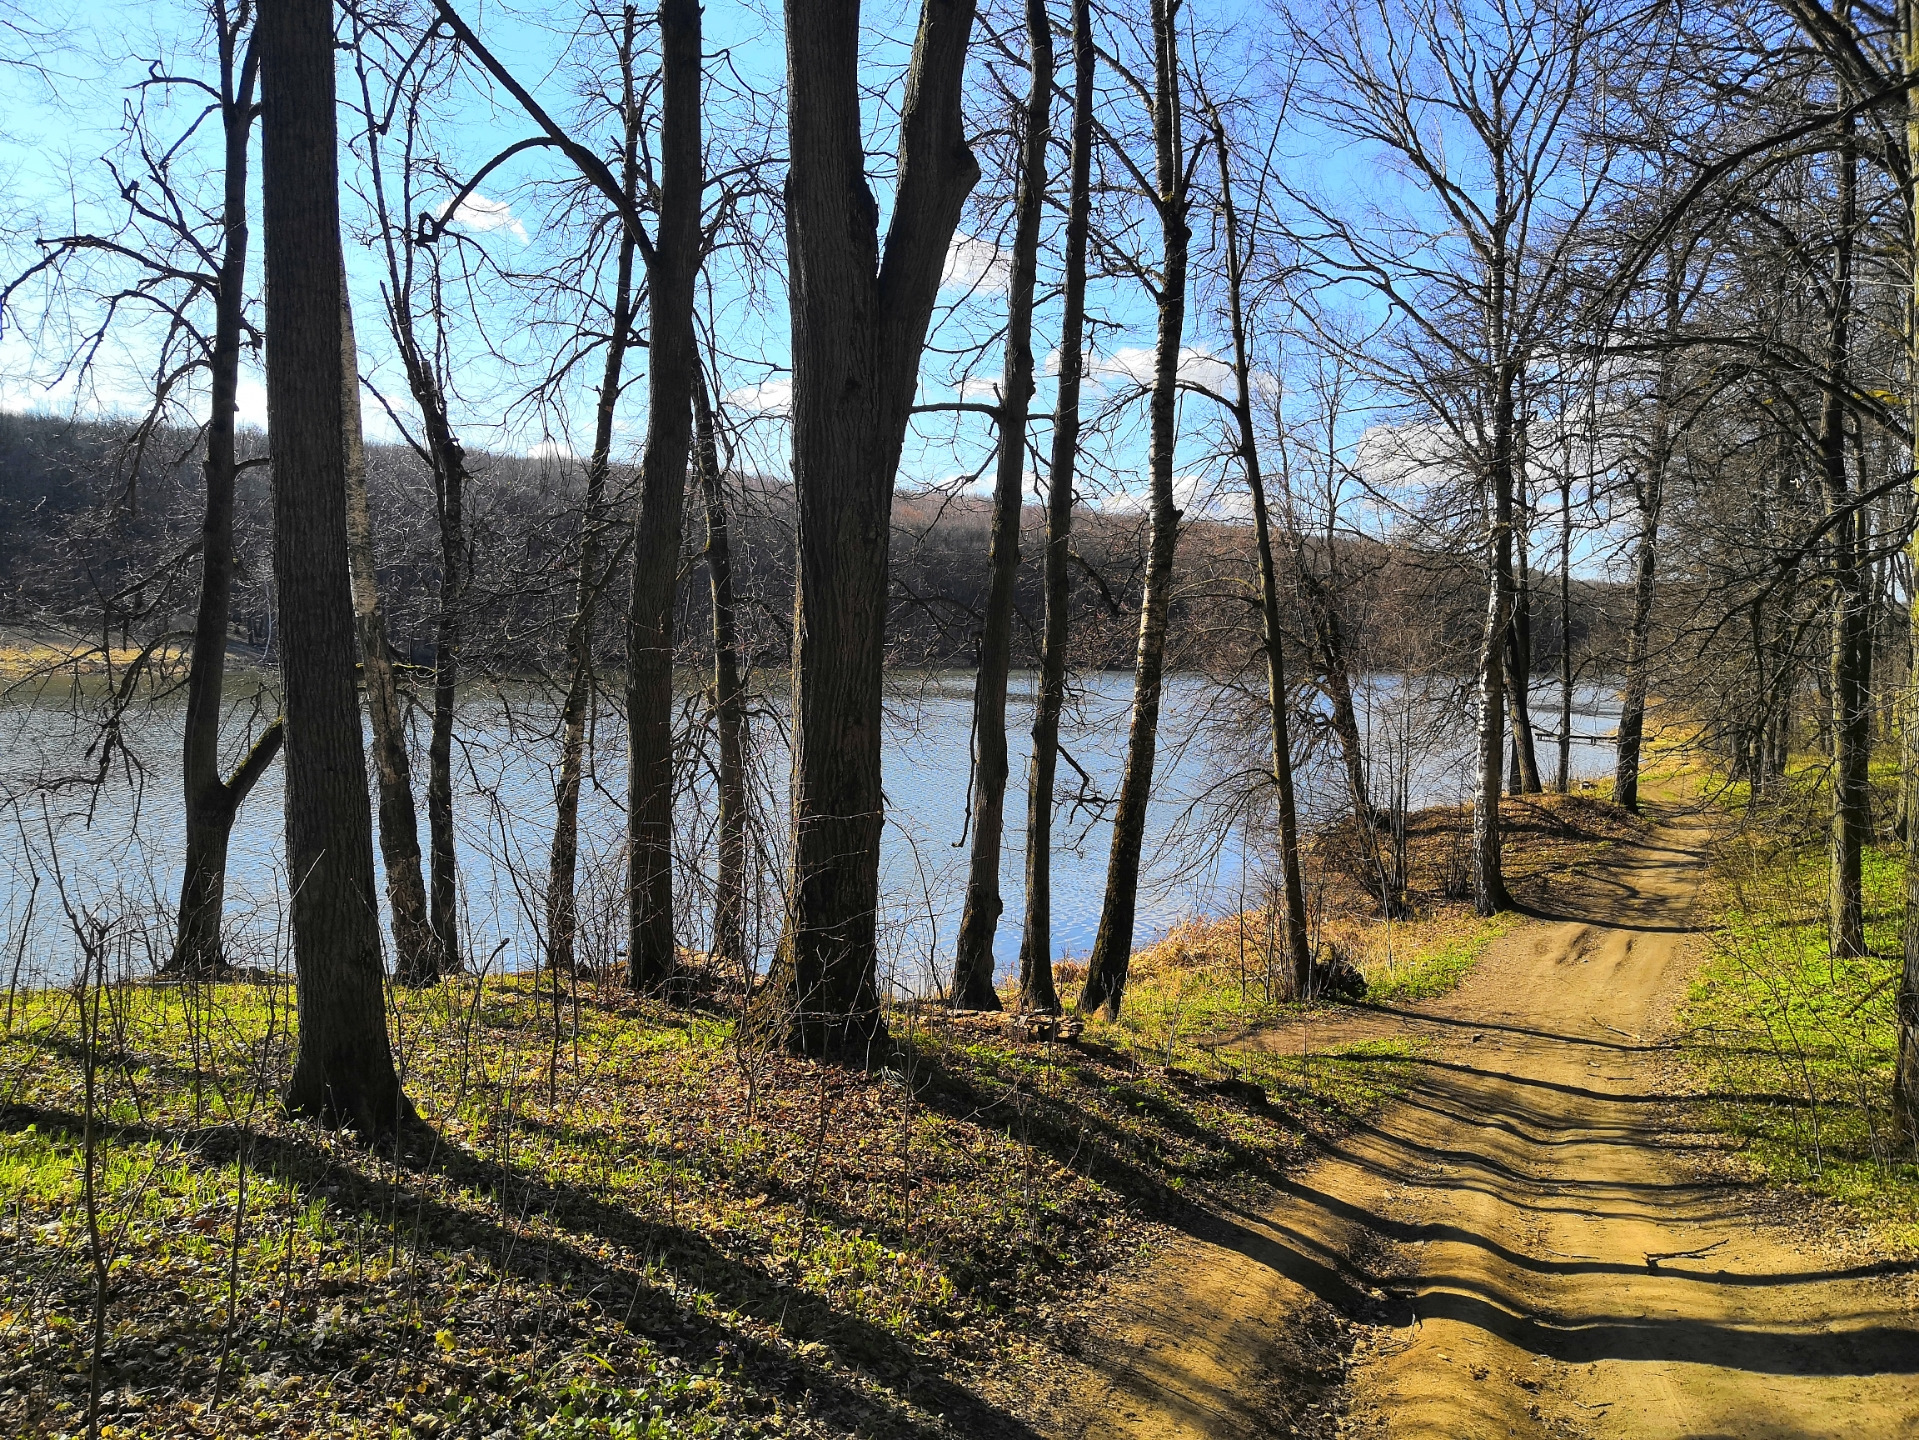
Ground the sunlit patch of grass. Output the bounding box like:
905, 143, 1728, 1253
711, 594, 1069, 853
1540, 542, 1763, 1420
1684, 816, 1919, 1248
0, 967, 1399, 1437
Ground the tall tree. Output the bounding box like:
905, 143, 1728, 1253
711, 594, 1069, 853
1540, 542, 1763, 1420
426, 0, 705, 992
1896, 0, 1919, 1143
339, 261, 440, 984
259, 0, 411, 1130
1208, 105, 1312, 997
1612, 255, 1684, 814
625, 0, 705, 992
950, 0, 1053, 1011
1015, 0, 1094, 1016
1820, 106, 1868, 958
170, 2, 285, 975
761, 0, 981, 1055
695, 365, 749, 971
544, 5, 643, 980
1078, 0, 1193, 1020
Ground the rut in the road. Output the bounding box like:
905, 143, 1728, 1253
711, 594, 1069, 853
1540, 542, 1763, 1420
1043, 810, 1919, 1440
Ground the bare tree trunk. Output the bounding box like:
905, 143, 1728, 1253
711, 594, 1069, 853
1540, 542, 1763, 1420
340, 269, 440, 985
763, 0, 980, 1057
1897, 0, 1919, 1142
1471, 360, 1518, 917
624, 0, 704, 994
1209, 108, 1310, 998
1016, 0, 1092, 1016
1506, 536, 1543, 794
1078, 0, 1190, 1020
260, 0, 411, 1131
1556, 460, 1572, 794
1292, 554, 1370, 818
423, 381, 467, 978
1611, 471, 1660, 814
545, 10, 643, 979
950, 0, 1053, 1011
695, 368, 748, 971
173, 19, 283, 975
1613, 261, 1683, 816
1822, 112, 1867, 960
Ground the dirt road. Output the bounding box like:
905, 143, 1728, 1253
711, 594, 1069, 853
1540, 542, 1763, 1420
1048, 810, 1919, 1438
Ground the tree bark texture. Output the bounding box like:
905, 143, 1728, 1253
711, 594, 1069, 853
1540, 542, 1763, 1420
260, 0, 410, 1131
949, 0, 1052, 1011
1016, 0, 1091, 1016
695, 369, 749, 972
545, 8, 643, 979
624, 0, 704, 993
1078, 0, 1189, 1020
764, 0, 980, 1056
173, 21, 283, 976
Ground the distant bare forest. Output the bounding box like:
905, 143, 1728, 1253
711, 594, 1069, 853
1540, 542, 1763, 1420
0, 410, 1621, 681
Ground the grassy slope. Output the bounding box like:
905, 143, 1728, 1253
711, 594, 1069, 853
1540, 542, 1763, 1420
1683, 777, 1919, 1246
0, 977, 1405, 1439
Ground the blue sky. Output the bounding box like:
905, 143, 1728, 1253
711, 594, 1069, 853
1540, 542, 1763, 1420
0, 0, 1628, 571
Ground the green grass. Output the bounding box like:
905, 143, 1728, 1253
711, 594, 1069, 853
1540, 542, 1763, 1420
1361, 913, 1521, 1004
0, 971, 1401, 1438
1684, 816, 1919, 1246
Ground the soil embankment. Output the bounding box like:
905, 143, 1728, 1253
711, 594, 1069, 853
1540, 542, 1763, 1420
1038, 806, 1919, 1438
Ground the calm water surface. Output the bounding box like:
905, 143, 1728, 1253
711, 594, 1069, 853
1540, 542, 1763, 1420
0, 671, 1621, 990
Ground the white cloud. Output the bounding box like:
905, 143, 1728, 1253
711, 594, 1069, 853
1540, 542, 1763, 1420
1079, 345, 1240, 397
956, 375, 999, 402
527, 439, 578, 461
941, 233, 1010, 294
435, 192, 530, 244
726, 377, 791, 415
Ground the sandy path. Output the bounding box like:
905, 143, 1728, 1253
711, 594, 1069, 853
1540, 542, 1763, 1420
1046, 811, 1919, 1439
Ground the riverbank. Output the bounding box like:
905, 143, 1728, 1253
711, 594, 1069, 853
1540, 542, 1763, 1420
1059, 791, 1650, 1060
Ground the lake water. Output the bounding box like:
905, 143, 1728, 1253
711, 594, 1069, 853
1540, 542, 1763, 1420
0, 670, 1622, 992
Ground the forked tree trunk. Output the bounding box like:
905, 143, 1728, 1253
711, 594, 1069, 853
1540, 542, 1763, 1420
1078, 0, 1190, 1021
1016, 0, 1092, 1016
259, 0, 410, 1131
695, 370, 749, 971
763, 0, 980, 1057
1822, 114, 1867, 961
950, 0, 1053, 1012
624, 0, 704, 994
172, 20, 284, 976
1210, 110, 1311, 998
340, 272, 440, 984
545, 9, 644, 979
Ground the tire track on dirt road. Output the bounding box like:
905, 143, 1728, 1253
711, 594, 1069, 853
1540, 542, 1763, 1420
1046, 807, 1919, 1439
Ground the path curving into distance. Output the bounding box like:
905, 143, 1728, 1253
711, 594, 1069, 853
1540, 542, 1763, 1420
1043, 807, 1919, 1439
